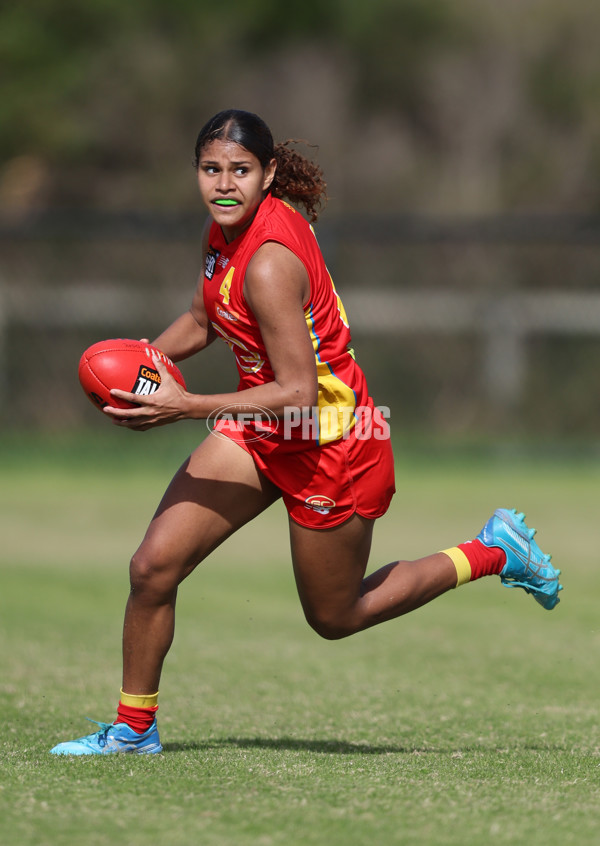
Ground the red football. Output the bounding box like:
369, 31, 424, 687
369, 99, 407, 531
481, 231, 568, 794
78, 338, 186, 411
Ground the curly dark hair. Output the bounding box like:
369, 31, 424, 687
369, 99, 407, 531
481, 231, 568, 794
194, 110, 328, 222
271, 140, 327, 222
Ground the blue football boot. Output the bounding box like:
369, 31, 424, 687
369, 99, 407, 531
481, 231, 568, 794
50, 718, 162, 755
477, 507, 563, 610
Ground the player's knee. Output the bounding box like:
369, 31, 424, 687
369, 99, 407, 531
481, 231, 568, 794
129, 548, 178, 598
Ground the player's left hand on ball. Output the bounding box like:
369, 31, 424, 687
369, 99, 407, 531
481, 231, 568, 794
104, 355, 189, 430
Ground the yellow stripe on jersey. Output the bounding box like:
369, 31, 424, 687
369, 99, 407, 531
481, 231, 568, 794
305, 305, 321, 358
315, 362, 357, 444
305, 304, 357, 444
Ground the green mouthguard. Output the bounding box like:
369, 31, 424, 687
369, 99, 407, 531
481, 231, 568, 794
214, 199, 239, 206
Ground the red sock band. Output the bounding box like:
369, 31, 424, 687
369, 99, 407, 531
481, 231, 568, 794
116, 702, 159, 734
457, 539, 506, 581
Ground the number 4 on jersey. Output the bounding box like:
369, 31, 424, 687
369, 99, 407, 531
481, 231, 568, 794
219, 266, 235, 305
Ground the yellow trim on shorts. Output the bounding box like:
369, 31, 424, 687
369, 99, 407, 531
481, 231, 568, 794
441, 547, 472, 587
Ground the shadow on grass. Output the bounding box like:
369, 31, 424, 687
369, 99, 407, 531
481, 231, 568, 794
163, 736, 564, 755
164, 737, 405, 755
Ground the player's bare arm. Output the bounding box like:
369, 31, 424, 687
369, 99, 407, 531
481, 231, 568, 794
243, 242, 318, 410
105, 243, 317, 428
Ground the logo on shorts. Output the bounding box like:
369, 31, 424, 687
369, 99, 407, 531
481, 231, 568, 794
304, 495, 336, 515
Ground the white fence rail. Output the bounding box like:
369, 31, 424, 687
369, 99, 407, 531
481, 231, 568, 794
345, 289, 600, 408
2, 283, 599, 411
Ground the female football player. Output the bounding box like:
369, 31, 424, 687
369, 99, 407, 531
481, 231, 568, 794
51, 109, 561, 755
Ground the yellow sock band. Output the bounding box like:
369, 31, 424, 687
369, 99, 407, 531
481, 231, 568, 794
441, 547, 472, 587
120, 689, 159, 709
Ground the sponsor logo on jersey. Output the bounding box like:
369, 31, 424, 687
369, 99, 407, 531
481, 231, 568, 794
216, 304, 239, 322
304, 495, 336, 515
205, 246, 220, 280
217, 254, 230, 269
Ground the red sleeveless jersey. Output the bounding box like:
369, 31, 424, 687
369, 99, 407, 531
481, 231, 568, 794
203, 194, 370, 450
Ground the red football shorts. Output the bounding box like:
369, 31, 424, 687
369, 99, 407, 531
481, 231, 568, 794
213, 404, 396, 529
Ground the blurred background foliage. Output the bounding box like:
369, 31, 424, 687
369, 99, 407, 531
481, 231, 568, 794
1, 0, 599, 440
2, 0, 600, 212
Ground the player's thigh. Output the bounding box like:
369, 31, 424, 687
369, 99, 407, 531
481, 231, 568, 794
133, 433, 281, 583
289, 513, 374, 624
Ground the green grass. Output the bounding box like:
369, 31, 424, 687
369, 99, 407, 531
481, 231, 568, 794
1, 429, 600, 846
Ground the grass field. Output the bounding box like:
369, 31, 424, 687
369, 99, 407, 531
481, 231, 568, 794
1, 428, 599, 846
